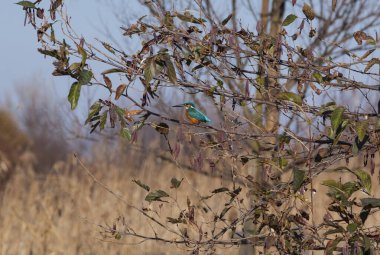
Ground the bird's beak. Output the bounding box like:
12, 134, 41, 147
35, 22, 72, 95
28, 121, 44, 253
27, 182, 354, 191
172, 104, 184, 108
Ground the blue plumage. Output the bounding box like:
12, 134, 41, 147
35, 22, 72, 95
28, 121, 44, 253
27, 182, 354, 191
172, 101, 211, 124
187, 107, 211, 122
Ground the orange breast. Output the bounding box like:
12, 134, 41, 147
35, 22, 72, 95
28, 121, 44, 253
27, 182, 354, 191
185, 111, 201, 124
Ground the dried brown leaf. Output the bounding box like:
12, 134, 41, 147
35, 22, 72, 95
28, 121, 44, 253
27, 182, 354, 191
115, 84, 127, 100
302, 4, 315, 20
103, 74, 112, 90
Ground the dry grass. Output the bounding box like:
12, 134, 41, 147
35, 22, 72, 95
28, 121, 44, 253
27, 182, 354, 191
0, 147, 244, 255
2, 148, 380, 255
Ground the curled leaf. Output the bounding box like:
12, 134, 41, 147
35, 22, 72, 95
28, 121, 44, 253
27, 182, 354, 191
302, 4, 315, 20
103, 75, 112, 90
170, 177, 183, 189
364, 58, 380, 73
353, 31, 368, 45
115, 84, 127, 100
132, 179, 150, 191
330, 107, 344, 132
124, 109, 143, 122
145, 190, 170, 202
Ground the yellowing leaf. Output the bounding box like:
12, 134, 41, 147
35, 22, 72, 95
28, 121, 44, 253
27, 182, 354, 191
85, 101, 102, 124
331, 107, 344, 132
356, 121, 367, 142
120, 127, 132, 140
354, 169, 371, 193
99, 111, 107, 130
313, 72, 323, 83
67, 82, 81, 110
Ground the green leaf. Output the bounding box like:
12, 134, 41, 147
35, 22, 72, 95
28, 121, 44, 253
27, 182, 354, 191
78, 69, 93, 85
170, 177, 183, 189
145, 190, 169, 202
85, 101, 102, 124
38, 48, 58, 58
114, 233, 122, 240
360, 205, 371, 224
282, 14, 297, 26
293, 168, 305, 192
67, 82, 81, 110
361, 198, 380, 208
132, 179, 150, 191
221, 14, 233, 26
356, 121, 368, 142
77, 45, 87, 66
277, 92, 302, 106
99, 111, 107, 130
313, 72, 323, 83
354, 169, 371, 193
15, 1, 36, 8
174, 11, 205, 24
212, 187, 229, 193
341, 181, 359, 197
331, 107, 344, 132
322, 179, 345, 197
120, 127, 131, 140
69, 62, 82, 72
101, 68, 126, 75
279, 157, 288, 169
256, 76, 265, 87
347, 223, 357, 233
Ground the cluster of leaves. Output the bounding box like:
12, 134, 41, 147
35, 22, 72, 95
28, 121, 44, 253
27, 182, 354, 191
321, 167, 380, 254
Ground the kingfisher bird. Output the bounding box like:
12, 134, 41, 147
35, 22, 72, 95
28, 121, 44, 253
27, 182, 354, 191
172, 102, 211, 124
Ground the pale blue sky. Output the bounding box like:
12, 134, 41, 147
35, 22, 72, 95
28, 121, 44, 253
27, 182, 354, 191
0, 0, 139, 109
